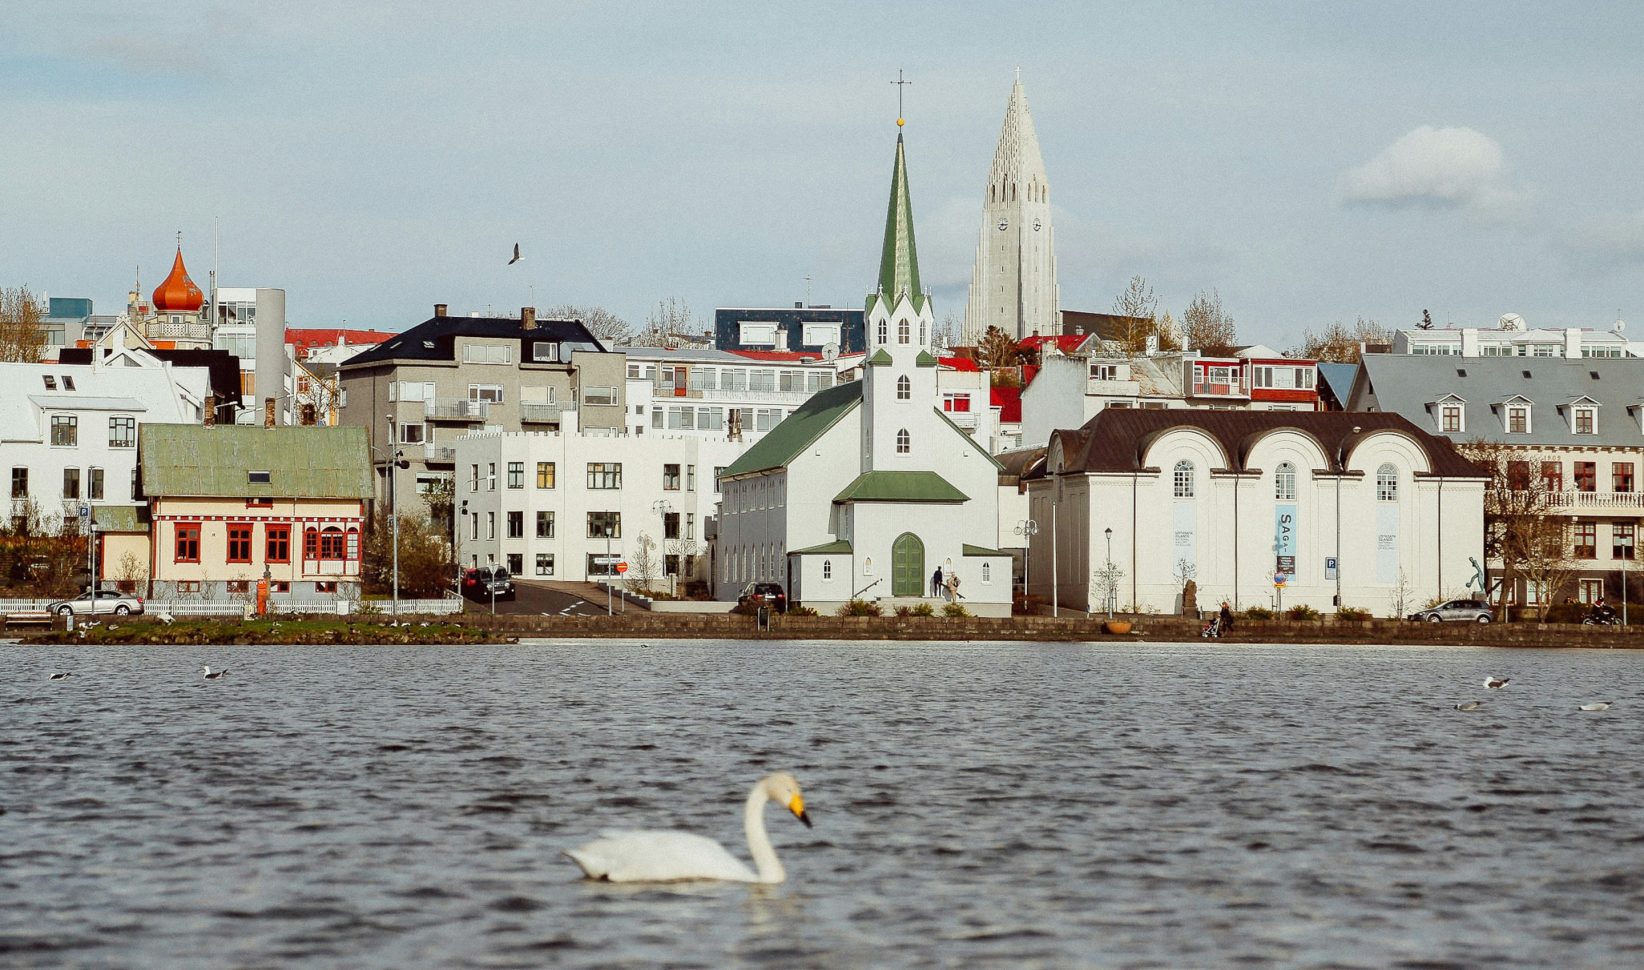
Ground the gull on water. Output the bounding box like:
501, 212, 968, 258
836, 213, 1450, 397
48, 672, 74, 681
1483, 677, 1510, 689
1578, 702, 1613, 712
201, 665, 228, 680
1454, 701, 1484, 712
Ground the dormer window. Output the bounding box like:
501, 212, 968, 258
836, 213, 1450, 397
1433, 394, 1466, 434
1499, 397, 1533, 434
1574, 406, 1597, 434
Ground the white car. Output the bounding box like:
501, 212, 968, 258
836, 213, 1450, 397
49, 589, 146, 617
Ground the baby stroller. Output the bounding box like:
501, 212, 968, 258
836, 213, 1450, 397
1201, 614, 1222, 638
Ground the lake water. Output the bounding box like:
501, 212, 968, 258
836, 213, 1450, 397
5, 640, 1644, 968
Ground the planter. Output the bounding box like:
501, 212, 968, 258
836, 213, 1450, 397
1103, 620, 1133, 635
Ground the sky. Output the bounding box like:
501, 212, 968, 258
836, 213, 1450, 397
4, 1, 1644, 350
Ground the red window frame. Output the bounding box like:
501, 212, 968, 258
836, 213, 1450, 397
226, 523, 253, 563
174, 522, 201, 563
319, 526, 345, 560
303, 526, 319, 560
266, 524, 291, 564
1575, 462, 1597, 493
1614, 462, 1634, 494
346, 527, 360, 561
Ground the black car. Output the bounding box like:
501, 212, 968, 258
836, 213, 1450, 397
459, 566, 516, 602
738, 582, 787, 613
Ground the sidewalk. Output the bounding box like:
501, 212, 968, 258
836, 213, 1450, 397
524, 579, 648, 612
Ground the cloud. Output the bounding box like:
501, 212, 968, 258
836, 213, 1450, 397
1339, 126, 1521, 214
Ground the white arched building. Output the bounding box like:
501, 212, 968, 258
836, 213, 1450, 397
1024, 410, 1486, 616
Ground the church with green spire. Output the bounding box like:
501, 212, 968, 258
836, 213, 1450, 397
715, 128, 1011, 615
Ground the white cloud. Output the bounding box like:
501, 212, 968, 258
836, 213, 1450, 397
1339, 126, 1519, 213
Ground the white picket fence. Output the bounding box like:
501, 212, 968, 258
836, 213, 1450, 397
0, 598, 52, 612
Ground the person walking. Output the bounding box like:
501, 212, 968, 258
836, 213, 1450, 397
1219, 600, 1234, 635
947, 571, 961, 603
931, 566, 944, 599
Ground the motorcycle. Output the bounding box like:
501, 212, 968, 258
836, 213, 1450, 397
1582, 605, 1622, 626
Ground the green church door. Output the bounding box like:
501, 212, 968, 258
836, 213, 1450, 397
891, 532, 924, 597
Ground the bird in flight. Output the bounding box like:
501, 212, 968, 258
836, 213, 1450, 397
508, 243, 522, 266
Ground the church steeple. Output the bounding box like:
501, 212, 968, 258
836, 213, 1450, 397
870, 133, 925, 316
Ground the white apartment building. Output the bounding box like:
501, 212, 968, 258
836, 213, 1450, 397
621, 347, 842, 440
1393, 318, 1635, 359
453, 430, 753, 586
1, 353, 208, 530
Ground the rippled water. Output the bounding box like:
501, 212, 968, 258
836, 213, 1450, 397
5, 640, 1644, 968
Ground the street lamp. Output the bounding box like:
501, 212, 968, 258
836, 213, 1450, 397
1104, 527, 1114, 618
653, 499, 673, 595
1014, 518, 1039, 603
382, 415, 409, 618
1335, 425, 1360, 613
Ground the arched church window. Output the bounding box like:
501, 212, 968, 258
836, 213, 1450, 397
822, 559, 832, 581
981, 562, 992, 582
1173, 460, 1195, 498
877, 320, 888, 344
896, 376, 910, 400
1275, 461, 1296, 501
896, 429, 910, 454
1377, 463, 1399, 502
920, 321, 927, 345
899, 318, 910, 344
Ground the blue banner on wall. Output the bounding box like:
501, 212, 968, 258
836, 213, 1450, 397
1274, 503, 1298, 581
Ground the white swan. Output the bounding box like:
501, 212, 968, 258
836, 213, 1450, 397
1579, 701, 1613, 712
565, 772, 811, 883
201, 665, 228, 680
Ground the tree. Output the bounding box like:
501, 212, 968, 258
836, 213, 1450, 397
976, 324, 1020, 372
1110, 275, 1159, 353
936, 312, 958, 351
542, 304, 630, 342
1456, 440, 1560, 621
1181, 289, 1237, 356
1154, 310, 1182, 352
1293, 317, 1392, 363
0, 286, 45, 363
364, 509, 453, 598
1519, 518, 1579, 621
636, 297, 696, 347
625, 533, 661, 594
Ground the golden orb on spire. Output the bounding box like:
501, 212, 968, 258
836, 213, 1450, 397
897, 117, 905, 127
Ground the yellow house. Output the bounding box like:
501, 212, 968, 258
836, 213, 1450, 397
138, 425, 373, 602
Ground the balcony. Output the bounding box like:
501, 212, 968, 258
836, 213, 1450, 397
1087, 378, 1142, 397
423, 445, 456, 463
426, 399, 489, 420
1502, 490, 1644, 511
943, 410, 979, 430
1190, 380, 1250, 399
520, 403, 563, 423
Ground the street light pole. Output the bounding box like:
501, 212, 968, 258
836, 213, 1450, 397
386, 415, 400, 619
1104, 526, 1114, 618
1014, 518, 1038, 604
653, 499, 673, 595
605, 526, 613, 616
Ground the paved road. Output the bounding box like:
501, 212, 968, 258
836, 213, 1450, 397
460, 580, 624, 617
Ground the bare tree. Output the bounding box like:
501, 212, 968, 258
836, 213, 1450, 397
0, 286, 46, 363
542, 304, 630, 342
667, 536, 702, 584
1293, 317, 1392, 362
1155, 310, 1182, 352
1110, 275, 1159, 353
636, 298, 695, 348
1456, 440, 1558, 621
1181, 289, 1237, 356
625, 533, 661, 594
1519, 518, 1580, 621
1388, 567, 1416, 618
936, 312, 958, 351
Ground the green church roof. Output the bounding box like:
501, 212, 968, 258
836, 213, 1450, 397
791, 539, 853, 555
867, 133, 925, 316
140, 425, 374, 499
915, 350, 938, 367
720, 381, 863, 478
833, 470, 968, 504
866, 348, 894, 366
962, 543, 1007, 557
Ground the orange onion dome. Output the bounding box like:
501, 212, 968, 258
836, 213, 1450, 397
152, 246, 205, 312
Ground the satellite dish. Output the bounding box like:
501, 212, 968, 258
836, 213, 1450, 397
822, 342, 839, 361
1614, 316, 1626, 334
1498, 313, 1526, 332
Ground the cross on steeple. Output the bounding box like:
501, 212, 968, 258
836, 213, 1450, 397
891, 68, 912, 123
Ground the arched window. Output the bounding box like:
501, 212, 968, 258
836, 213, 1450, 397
1377, 463, 1399, 502
896, 375, 911, 400
981, 562, 991, 582
1275, 461, 1296, 501
877, 320, 888, 344
920, 321, 927, 345
1173, 460, 1195, 498
896, 429, 910, 454
898, 318, 910, 344
822, 559, 832, 581
863, 557, 873, 575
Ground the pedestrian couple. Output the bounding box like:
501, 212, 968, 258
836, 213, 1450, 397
930, 566, 960, 601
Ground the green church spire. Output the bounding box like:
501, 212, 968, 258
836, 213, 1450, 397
872, 132, 925, 315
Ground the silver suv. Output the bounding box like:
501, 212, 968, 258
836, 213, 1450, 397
1407, 598, 1493, 623
50, 589, 146, 617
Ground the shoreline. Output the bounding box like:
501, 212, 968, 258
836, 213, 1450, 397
7, 613, 1637, 649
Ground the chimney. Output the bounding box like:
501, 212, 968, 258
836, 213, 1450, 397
434, 303, 448, 318
522, 306, 537, 331
264, 398, 276, 429
300, 403, 317, 426
203, 394, 215, 427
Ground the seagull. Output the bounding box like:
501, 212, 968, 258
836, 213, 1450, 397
507, 242, 521, 266
201, 665, 228, 681
1484, 677, 1510, 689
48, 672, 73, 681
156, 611, 175, 625
1578, 702, 1613, 712
1455, 701, 1484, 711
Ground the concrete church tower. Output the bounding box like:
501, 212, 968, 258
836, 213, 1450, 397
961, 76, 1060, 344
863, 128, 940, 472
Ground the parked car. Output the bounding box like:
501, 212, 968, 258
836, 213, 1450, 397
738, 582, 787, 613
49, 589, 145, 617
1407, 598, 1493, 623
459, 566, 515, 602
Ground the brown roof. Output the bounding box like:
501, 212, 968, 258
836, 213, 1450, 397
1040, 409, 1485, 479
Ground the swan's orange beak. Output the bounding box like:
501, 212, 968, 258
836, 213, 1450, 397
788, 793, 811, 828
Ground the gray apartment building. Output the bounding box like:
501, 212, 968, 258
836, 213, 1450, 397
338, 305, 626, 507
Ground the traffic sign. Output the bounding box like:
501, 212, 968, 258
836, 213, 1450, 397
1273, 573, 1287, 587
615, 562, 629, 574
593, 555, 621, 565
78, 505, 90, 519
1325, 557, 1338, 580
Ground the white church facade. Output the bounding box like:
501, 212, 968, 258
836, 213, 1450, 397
962, 77, 1061, 344
716, 128, 1012, 616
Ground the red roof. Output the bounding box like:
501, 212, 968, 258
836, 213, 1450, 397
939, 355, 979, 372
1018, 334, 1090, 355
286, 328, 396, 357
991, 385, 1023, 423
726, 349, 855, 363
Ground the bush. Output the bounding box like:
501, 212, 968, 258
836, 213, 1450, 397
1336, 606, 1372, 621
787, 605, 819, 617
837, 599, 883, 617
942, 602, 969, 618
1285, 604, 1321, 621
1242, 606, 1274, 620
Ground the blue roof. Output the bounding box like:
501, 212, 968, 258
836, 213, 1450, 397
1317, 362, 1358, 403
